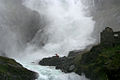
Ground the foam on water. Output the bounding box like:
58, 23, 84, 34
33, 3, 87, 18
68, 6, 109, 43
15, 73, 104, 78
17, 60, 89, 80
17, 0, 95, 80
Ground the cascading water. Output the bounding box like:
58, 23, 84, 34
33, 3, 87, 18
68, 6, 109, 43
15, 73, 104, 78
0, 0, 96, 80
18, 0, 95, 80
22, 0, 95, 59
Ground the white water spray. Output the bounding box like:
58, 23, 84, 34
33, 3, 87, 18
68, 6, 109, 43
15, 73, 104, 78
22, 0, 95, 59
19, 0, 95, 80
0, 0, 95, 80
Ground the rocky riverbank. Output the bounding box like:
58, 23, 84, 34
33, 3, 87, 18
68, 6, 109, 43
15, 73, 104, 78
39, 27, 120, 80
39, 44, 120, 80
0, 56, 38, 80
39, 54, 76, 73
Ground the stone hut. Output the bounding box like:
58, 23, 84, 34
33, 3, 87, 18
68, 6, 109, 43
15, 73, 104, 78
100, 27, 120, 47
114, 31, 120, 45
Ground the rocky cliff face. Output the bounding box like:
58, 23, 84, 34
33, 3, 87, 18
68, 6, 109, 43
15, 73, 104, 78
0, 56, 38, 80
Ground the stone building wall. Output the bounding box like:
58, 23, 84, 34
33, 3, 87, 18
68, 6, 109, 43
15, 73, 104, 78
114, 31, 120, 45
100, 27, 120, 47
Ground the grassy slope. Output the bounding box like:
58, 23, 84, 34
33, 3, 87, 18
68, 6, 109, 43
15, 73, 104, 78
74, 45, 120, 80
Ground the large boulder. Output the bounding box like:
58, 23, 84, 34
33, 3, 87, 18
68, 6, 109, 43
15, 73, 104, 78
39, 56, 62, 66
39, 56, 75, 73
0, 56, 38, 80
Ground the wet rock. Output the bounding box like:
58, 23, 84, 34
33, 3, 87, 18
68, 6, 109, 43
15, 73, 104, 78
68, 50, 81, 58
0, 56, 38, 80
69, 65, 75, 72
39, 56, 62, 66
39, 56, 75, 73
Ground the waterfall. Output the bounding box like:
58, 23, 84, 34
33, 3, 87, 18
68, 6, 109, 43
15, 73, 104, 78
0, 0, 96, 80
19, 0, 94, 80
22, 0, 95, 59
0, 0, 41, 57
0, 0, 120, 80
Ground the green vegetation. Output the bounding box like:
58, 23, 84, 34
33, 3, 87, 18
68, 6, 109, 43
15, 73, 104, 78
74, 45, 120, 80
0, 56, 37, 80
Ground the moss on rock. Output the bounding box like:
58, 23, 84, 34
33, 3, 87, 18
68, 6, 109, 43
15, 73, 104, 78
0, 56, 38, 80
74, 45, 120, 80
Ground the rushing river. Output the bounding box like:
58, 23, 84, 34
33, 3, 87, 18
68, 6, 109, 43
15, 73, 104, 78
0, 0, 95, 80
18, 60, 89, 80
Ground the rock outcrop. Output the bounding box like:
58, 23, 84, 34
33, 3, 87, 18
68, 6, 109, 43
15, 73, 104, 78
39, 27, 120, 80
39, 43, 120, 80
0, 56, 38, 80
39, 49, 88, 73
74, 44, 120, 80
39, 56, 75, 73
74, 27, 120, 80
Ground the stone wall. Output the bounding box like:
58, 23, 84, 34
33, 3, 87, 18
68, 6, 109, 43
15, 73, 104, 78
100, 27, 120, 47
